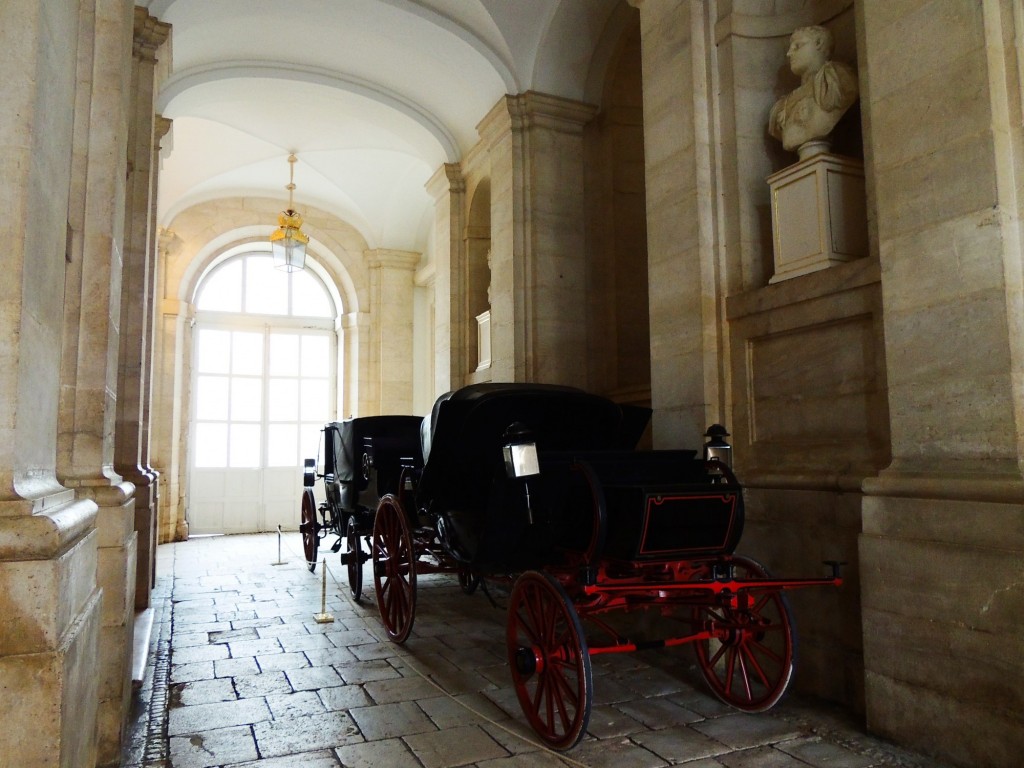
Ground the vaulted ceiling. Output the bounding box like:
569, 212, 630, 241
142, 0, 628, 253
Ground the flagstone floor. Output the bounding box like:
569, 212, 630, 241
122, 532, 951, 768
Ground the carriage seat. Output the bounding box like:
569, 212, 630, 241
420, 390, 454, 464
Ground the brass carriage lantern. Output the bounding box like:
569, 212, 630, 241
269, 153, 309, 272
703, 424, 732, 468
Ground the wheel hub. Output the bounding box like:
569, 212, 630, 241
515, 646, 540, 676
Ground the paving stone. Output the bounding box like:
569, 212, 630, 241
348, 700, 437, 740
776, 737, 875, 768
253, 711, 363, 757
225, 750, 342, 767
285, 664, 344, 691
256, 652, 311, 672
232, 617, 286, 630
567, 736, 670, 768
265, 690, 327, 719
586, 704, 647, 739
171, 677, 237, 707
404, 723, 508, 768
168, 697, 272, 736
325, 628, 378, 648
215, 657, 261, 678
717, 745, 811, 768
304, 646, 356, 667
692, 714, 805, 751
317, 684, 374, 711
363, 673, 442, 705
333, 737, 419, 768
171, 661, 216, 684
229, 637, 286, 657
337, 658, 402, 684
476, 753, 576, 767
169, 725, 259, 768
632, 726, 732, 764
613, 696, 705, 729
417, 692, 508, 729
209, 627, 260, 644
172, 630, 213, 649
280, 633, 336, 652
173, 643, 231, 664
233, 670, 294, 699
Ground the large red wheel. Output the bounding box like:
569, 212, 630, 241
346, 515, 363, 602
693, 555, 796, 711
506, 571, 592, 751
299, 489, 319, 573
372, 495, 416, 643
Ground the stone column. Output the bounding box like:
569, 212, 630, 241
858, 2, 1024, 766
629, 0, 723, 448
477, 92, 597, 386
115, 8, 169, 613
366, 250, 420, 413
57, 0, 138, 762
425, 164, 466, 395
0, 1, 102, 766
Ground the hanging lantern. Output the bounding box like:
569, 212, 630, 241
270, 154, 309, 271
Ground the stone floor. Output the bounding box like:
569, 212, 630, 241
122, 532, 952, 768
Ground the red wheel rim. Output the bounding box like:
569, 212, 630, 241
506, 571, 592, 750
693, 556, 795, 711
372, 495, 416, 643
300, 489, 318, 572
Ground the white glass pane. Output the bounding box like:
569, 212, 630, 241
245, 256, 288, 315
196, 260, 242, 312
292, 271, 333, 317
301, 423, 324, 464
231, 377, 262, 421
196, 330, 230, 374
267, 378, 299, 421
196, 375, 229, 420
267, 423, 298, 467
300, 335, 330, 377
269, 334, 299, 377
229, 424, 261, 467
194, 423, 228, 467
300, 379, 329, 422
232, 331, 263, 376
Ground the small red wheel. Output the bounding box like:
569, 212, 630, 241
346, 515, 363, 602
693, 555, 796, 711
299, 489, 319, 573
372, 495, 416, 643
506, 571, 592, 750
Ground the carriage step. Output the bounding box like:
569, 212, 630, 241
330, 539, 343, 553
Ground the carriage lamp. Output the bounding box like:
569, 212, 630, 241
503, 422, 539, 524
703, 424, 732, 468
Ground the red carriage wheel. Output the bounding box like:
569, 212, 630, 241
345, 515, 363, 602
299, 489, 319, 573
693, 555, 795, 712
372, 495, 417, 643
506, 571, 593, 751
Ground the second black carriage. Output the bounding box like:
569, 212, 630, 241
299, 414, 422, 600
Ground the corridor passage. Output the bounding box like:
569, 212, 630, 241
124, 534, 949, 768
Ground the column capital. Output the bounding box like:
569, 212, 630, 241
133, 8, 171, 62
365, 249, 421, 271
425, 163, 465, 201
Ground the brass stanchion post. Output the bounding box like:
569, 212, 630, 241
314, 558, 335, 623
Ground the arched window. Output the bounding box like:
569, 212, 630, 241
189, 253, 339, 534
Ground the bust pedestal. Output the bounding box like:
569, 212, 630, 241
767, 153, 867, 283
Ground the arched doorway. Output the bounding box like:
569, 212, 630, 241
188, 253, 338, 534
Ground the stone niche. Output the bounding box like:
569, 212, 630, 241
768, 153, 867, 283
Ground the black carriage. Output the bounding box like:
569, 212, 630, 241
299, 415, 423, 600
345, 384, 842, 750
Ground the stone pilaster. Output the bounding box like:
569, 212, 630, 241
631, 0, 722, 448
0, 0, 103, 765
477, 92, 598, 387
366, 250, 420, 413
58, 0, 138, 763
116, 8, 170, 613
858, 2, 1024, 766
425, 164, 466, 395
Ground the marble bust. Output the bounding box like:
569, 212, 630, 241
768, 26, 858, 160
